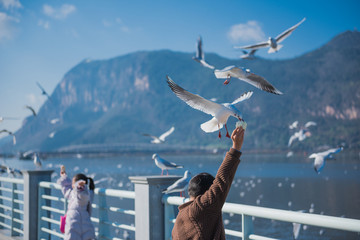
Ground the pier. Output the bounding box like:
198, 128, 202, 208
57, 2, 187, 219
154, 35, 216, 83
0, 170, 359, 240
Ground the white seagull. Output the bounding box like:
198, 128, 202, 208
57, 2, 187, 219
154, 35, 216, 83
304, 121, 317, 128
288, 129, 310, 147
33, 153, 42, 168
167, 76, 252, 138
214, 65, 282, 95
192, 36, 215, 69
235, 18, 306, 53
152, 153, 183, 176
0, 129, 16, 145
163, 170, 192, 197
142, 126, 175, 144
309, 147, 343, 174
289, 121, 299, 129
240, 49, 257, 60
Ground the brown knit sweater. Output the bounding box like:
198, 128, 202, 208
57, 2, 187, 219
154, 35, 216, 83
172, 148, 241, 240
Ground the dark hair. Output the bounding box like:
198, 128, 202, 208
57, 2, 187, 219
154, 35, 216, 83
188, 172, 215, 198
73, 173, 95, 191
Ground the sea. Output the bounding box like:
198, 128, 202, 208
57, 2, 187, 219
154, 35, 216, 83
2, 150, 360, 240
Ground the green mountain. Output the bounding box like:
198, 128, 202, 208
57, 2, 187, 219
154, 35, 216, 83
2, 30, 360, 153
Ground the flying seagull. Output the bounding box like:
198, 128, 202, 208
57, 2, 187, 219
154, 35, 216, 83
142, 126, 175, 144
309, 147, 343, 174
25, 105, 37, 116
235, 18, 306, 53
214, 65, 282, 95
240, 49, 257, 60
289, 121, 299, 129
167, 76, 252, 138
36, 82, 52, 102
192, 36, 215, 69
304, 121, 317, 128
152, 153, 183, 176
288, 129, 310, 147
163, 170, 192, 197
0, 129, 16, 145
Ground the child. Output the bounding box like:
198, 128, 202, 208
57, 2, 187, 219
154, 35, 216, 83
57, 165, 96, 240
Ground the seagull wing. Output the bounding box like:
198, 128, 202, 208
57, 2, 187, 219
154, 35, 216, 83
234, 41, 269, 50
159, 126, 175, 141
230, 91, 253, 105
36, 82, 52, 101
276, 18, 306, 43
25, 105, 37, 116
288, 134, 298, 147
313, 155, 325, 173
323, 147, 343, 158
167, 76, 223, 116
196, 36, 203, 60
243, 73, 283, 95
200, 60, 215, 69
304, 121, 317, 128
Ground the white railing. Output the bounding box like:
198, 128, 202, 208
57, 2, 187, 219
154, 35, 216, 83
163, 195, 360, 240
38, 181, 135, 240
0, 176, 25, 237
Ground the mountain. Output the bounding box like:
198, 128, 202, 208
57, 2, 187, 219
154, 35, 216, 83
1, 31, 360, 153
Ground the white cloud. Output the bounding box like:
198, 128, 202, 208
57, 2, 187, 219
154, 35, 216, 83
0, 11, 19, 41
102, 17, 129, 32
38, 19, 50, 29
227, 21, 265, 43
0, 0, 22, 10
43, 4, 76, 20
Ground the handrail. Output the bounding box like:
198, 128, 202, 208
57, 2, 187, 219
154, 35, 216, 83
0, 177, 24, 184
163, 195, 360, 239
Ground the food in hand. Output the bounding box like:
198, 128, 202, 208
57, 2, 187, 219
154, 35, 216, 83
236, 120, 247, 130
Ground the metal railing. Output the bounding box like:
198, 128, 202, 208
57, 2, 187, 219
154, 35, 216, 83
0, 176, 25, 237
163, 195, 360, 240
38, 181, 135, 240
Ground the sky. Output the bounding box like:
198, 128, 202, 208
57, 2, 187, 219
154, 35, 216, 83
0, 0, 359, 135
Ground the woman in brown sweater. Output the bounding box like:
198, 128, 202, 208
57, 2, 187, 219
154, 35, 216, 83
172, 127, 245, 240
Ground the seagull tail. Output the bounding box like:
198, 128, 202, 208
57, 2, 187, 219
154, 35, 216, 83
201, 118, 222, 133
268, 44, 283, 53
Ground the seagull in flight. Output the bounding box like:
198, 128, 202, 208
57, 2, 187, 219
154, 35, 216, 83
142, 126, 175, 144
235, 18, 306, 53
239, 49, 257, 60
309, 147, 343, 173
36, 82, 52, 102
288, 129, 310, 147
214, 65, 282, 95
192, 36, 215, 69
289, 121, 299, 129
163, 170, 191, 197
33, 153, 42, 168
304, 121, 317, 128
0, 129, 16, 145
25, 105, 37, 116
152, 153, 183, 175
167, 76, 252, 138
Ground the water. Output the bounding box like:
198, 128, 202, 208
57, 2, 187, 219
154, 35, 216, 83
2, 150, 360, 240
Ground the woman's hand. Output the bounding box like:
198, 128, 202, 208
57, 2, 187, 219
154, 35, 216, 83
231, 127, 245, 151
60, 165, 66, 177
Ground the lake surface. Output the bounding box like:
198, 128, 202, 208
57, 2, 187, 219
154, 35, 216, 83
3, 150, 360, 240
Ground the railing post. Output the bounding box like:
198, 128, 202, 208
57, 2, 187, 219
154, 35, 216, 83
163, 197, 177, 240
98, 189, 110, 240
22, 170, 53, 240
242, 214, 254, 240
0, 181, 4, 229
129, 175, 181, 240
10, 183, 20, 236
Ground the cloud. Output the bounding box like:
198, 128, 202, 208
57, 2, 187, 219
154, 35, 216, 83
38, 19, 50, 29
0, 11, 19, 41
43, 4, 76, 20
227, 21, 265, 43
102, 17, 129, 32
0, 0, 22, 10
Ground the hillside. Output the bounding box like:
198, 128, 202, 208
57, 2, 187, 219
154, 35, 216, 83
1, 31, 359, 153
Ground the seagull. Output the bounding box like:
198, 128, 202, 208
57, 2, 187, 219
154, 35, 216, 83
6, 166, 22, 176
289, 121, 299, 129
240, 49, 257, 60
163, 170, 191, 197
49, 131, 56, 138
214, 65, 282, 95
50, 118, 60, 124
192, 36, 215, 69
0, 165, 7, 174
33, 153, 42, 168
235, 18, 306, 54
152, 153, 183, 176
309, 147, 343, 173
167, 76, 253, 138
25, 105, 37, 116
288, 129, 310, 147
142, 126, 175, 144
0, 117, 19, 123
36, 82, 52, 102
304, 121, 317, 128
293, 210, 306, 239
0, 129, 16, 145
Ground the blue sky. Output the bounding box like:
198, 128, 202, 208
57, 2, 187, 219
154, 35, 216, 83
0, 0, 359, 134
